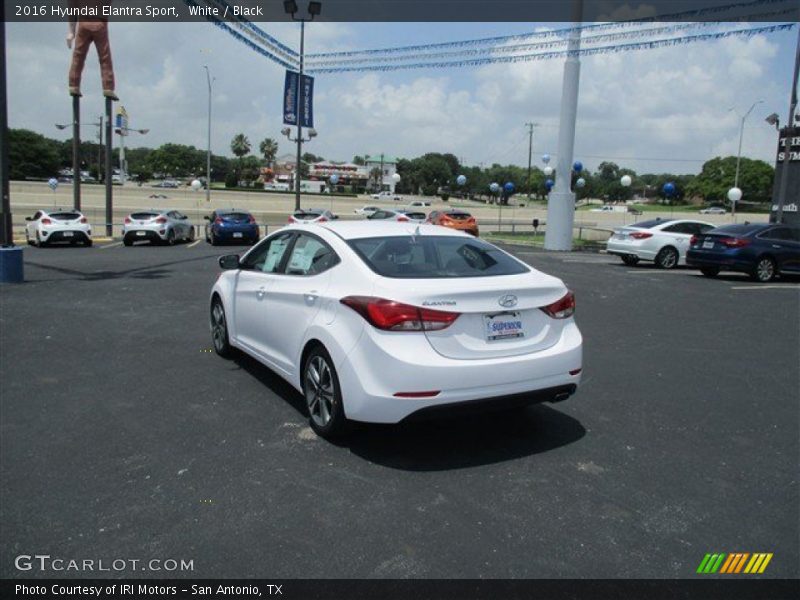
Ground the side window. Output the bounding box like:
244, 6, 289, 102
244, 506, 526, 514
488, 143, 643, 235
761, 227, 790, 241
663, 223, 687, 234
699, 224, 715, 233
242, 232, 294, 273
33, 211, 42, 220
284, 234, 339, 276
166, 211, 177, 220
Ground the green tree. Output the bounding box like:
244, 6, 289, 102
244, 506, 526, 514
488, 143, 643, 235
352, 155, 366, 166
8, 129, 61, 180
258, 138, 278, 167
230, 133, 251, 176
685, 156, 773, 204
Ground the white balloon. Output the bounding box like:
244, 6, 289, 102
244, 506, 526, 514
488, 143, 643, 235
576, 178, 586, 188
191, 179, 203, 191
391, 173, 401, 183
620, 175, 632, 187
727, 187, 743, 202
543, 166, 554, 177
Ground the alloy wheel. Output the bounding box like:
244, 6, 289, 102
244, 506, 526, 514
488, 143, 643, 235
305, 355, 335, 428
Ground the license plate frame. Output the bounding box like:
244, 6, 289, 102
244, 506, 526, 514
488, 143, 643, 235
62, 231, 74, 237
484, 311, 525, 342
136, 231, 146, 237
702, 240, 714, 249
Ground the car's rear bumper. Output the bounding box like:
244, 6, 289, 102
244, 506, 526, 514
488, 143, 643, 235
606, 239, 655, 260
336, 321, 582, 424
40, 229, 91, 243
123, 228, 166, 242
686, 249, 751, 272
211, 227, 259, 242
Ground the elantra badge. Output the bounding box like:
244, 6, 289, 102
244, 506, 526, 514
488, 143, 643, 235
498, 294, 518, 308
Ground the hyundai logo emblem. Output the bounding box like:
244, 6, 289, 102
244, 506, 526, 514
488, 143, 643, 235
498, 294, 518, 308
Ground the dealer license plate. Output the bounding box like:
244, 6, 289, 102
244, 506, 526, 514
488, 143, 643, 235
62, 232, 73, 237
703, 241, 714, 249
136, 231, 146, 236
233, 232, 243, 238
484, 312, 524, 342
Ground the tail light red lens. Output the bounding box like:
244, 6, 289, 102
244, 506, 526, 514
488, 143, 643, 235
397, 216, 409, 222
41, 218, 52, 225
690, 235, 698, 245
721, 237, 750, 248
541, 291, 576, 319
287, 216, 294, 223
340, 296, 460, 332
80, 217, 88, 224
629, 232, 653, 240
124, 217, 131, 224
248, 215, 256, 224
318, 217, 328, 223
155, 217, 167, 224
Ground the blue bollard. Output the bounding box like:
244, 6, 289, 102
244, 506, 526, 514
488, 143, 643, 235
0, 245, 24, 283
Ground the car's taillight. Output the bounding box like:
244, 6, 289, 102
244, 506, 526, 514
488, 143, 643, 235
249, 215, 256, 224
397, 216, 409, 222
124, 217, 131, 224
318, 217, 328, 223
41, 218, 52, 225
155, 217, 167, 224
540, 291, 576, 319
288, 216, 294, 223
80, 217, 88, 224
629, 232, 653, 239
690, 235, 698, 245
721, 237, 750, 248
340, 296, 460, 332
214, 217, 223, 224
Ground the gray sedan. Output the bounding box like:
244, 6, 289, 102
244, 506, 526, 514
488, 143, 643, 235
122, 209, 196, 246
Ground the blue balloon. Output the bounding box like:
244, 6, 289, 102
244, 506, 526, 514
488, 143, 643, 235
456, 174, 467, 186
663, 182, 676, 196
489, 182, 500, 193
573, 161, 583, 173
545, 179, 554, 190
329, 174, 339, 185
542, 154, 551, 164
504, 182, 515, 193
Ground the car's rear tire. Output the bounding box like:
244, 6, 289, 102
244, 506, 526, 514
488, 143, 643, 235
655, 246, 679, 269
751, 256, 776, 282
210, 297, 234, 358
302, 346, 349, 438
165, 229, 176, 246
210, 234, 218, 246
187, 227, 195, 242
700, 267, 719, 278
123, 237, 133, 247
621, 255, 639, 266
36, 232, 46, 247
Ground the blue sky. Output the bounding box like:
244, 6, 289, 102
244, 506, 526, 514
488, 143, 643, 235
6, 20, 797, 175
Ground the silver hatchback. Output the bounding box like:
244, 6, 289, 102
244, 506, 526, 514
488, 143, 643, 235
122, 209, 195, 246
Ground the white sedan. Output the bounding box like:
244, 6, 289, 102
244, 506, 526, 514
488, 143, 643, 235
209, 222, 583, 437
606, 218, 715, 268
354, 205, 380, 217
25, 209, 92, 247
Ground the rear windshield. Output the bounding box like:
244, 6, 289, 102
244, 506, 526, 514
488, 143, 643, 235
446, 211, 471, 220
348, 236, 529, 279
131, 212, 160, 220
293, 212, 320, 219
403, 212, 427, 220
632, 218, 671, 229
221, 212, 251, 221
50, 212, 81, 221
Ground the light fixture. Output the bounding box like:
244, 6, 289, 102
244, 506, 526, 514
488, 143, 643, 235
283, 1, 298, 15
308, 128, 317, 138
308, 1, 322, 16
765, 113, 780, 129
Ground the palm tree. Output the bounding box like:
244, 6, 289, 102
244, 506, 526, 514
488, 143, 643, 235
230, 133, 251, 179
259, 138, 278, 167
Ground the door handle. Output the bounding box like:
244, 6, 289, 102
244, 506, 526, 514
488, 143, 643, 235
304, 291, 318, 304
256, 287, 266, 299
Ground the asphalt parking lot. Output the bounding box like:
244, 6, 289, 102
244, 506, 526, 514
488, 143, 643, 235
1, 239, 798, 579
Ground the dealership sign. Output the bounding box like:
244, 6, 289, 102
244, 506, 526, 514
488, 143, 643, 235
283, 71, 314, 128
770, 126, 799, 226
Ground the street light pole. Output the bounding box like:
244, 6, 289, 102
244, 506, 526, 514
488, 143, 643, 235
731, 99, 763, 220
525, 122, 539, 201
204, 65, 212, 203
295, 19, 305, 211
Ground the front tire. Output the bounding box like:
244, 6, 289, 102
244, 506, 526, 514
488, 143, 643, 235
210, 298, 234, 358
303, 346, 348, 438
655, 246, 679, 269
621, 254, 639, 266
751, 256, 776, 282
700, 267, 719, 278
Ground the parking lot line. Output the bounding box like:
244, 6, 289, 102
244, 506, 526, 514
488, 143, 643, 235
731, 285, 800, 291
98, 241, 124, 249
187, 239, 202, 248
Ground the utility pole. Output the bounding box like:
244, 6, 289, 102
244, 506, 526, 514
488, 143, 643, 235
204, 65, 213, 203
525, 122, 539, 201
0, 2, 10, 246
775, 26, 800, 224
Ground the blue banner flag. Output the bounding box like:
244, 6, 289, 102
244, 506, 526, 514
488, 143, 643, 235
283, 70, 314, 128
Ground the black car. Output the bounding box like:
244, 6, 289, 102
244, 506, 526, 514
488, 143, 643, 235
686, 223, 800, 282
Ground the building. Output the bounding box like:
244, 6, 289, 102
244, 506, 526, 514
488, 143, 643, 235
365, 154, 399, 193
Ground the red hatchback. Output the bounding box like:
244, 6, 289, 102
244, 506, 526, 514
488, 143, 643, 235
427, 209, 479, 237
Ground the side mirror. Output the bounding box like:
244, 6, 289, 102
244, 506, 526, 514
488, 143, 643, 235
25, 217, 32, 221
219, 254, 241, 270
180, 215, 188, 220
204, 215, 211, 221
332, 215, 339, 220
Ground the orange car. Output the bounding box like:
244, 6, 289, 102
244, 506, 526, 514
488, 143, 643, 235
427, 209, 479, 236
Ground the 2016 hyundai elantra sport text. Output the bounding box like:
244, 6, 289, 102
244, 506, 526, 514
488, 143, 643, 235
209, 222, 583, 437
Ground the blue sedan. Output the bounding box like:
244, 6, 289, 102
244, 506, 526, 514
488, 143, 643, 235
686, 223, 800, 282
204, 209, 260, 246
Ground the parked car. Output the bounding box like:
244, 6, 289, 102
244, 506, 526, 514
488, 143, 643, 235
367, 208, 426, 223
152, 180, 179, 189
122, 209, 195, 246
686, 223, 800, 282
25, 209, 92, 247
407, 200, 431, 208
371, 190, 402, 201
354, 205, 381, 217
288, 208, 338, 224
590, 205, 622, 213
606, 218, 715, 269
699, 206, 727, 215
204, 209, 260, 246
209, 222, 582, 437
427, 209, 479, 237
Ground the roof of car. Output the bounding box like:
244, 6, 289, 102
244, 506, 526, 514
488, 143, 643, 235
217, 208, 251, 214
313, 221, 469, 240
